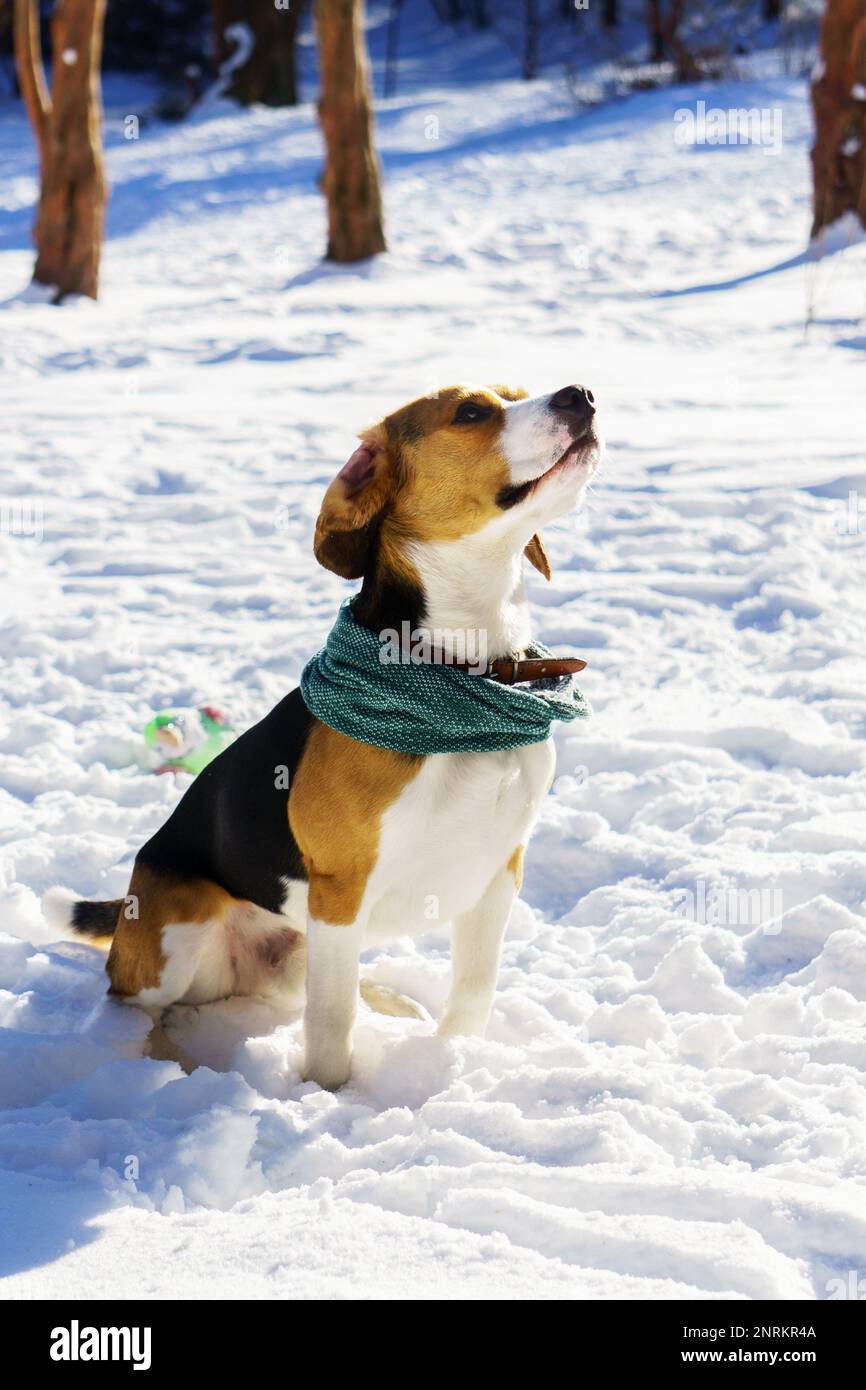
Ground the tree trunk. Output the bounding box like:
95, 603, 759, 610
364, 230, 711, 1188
647, 0, 666, 61
665, 0, 701, 81
212, 0, 305, 106
648, 0, 700, 80
13, 0, 50, 165
15, 0, 107, 302
315, 0, 387, 262
810, 0, 866, 238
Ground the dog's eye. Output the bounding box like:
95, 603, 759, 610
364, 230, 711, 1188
452, 401, 492, 426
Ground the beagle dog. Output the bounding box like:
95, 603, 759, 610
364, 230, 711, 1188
47, 383, 601, 1090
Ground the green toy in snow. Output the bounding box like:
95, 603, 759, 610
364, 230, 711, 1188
144, 705, 237, 775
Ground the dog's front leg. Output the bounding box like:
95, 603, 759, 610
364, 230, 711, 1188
438, 862, 518, 1038
304, 915, 364, 1090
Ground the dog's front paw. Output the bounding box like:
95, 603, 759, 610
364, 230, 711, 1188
437, 1009, 489, 1039
303, 1043, 352, 1091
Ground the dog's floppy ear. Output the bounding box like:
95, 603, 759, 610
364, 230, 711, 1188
524, 533, 552, 581
489, 384, 529, 403
314, 432, 392, 579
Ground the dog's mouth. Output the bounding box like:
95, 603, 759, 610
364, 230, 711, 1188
540, 420, 602, 483
496, 431, 597, 511
547, 438, 583, 478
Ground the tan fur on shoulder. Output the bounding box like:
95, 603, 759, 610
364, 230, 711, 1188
288, 720, 422, 924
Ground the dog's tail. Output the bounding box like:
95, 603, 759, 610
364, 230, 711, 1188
42, 887, 122, 942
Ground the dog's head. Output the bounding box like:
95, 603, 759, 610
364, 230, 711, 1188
313, 383, 602, 586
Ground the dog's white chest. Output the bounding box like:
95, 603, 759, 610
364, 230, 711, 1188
364, 738, 555, 941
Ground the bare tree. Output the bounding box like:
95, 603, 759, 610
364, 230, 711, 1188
666, 0, 701, 79
646, 0, 700, 79
14, 0, 107, 301
315, 0, 387, 262
811, 0, 866, 238
211, 0, 307, 106
647, 0, 666, 61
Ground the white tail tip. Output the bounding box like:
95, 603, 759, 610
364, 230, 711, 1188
42, 886, 79, 933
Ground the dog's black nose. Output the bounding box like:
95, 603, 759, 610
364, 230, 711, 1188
550, 384, 595, 421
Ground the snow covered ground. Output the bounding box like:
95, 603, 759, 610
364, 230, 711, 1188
1, 15, 866, 1300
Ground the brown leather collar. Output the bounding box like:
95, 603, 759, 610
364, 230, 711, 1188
450, 655, 587, 685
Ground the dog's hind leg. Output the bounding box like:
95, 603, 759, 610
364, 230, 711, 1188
82, 864, 243, 1070
105, 867, 233, 1005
